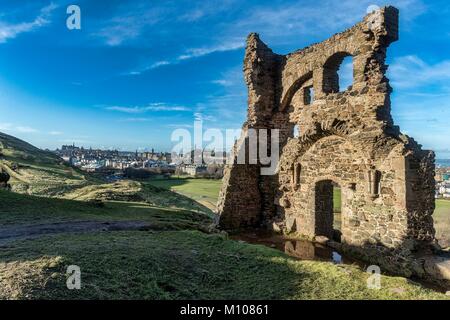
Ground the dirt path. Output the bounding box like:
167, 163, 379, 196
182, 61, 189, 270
0, 220, 153, 245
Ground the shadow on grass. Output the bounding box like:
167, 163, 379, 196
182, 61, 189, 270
1, 230, 445, 300
0, 190, 213, 230
0, 230, 361, 299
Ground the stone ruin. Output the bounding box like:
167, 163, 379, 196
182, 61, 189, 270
217, 6, 437, 276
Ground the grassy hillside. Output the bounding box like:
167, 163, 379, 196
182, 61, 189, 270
0, 186, 447, 299
0, 189, 211, 229
0, 131, 92, 196
0, 132, 448, 299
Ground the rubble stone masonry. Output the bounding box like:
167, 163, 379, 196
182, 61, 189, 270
217, 6, 436, 275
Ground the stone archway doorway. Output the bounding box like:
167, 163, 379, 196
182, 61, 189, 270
314, 180, 342, 242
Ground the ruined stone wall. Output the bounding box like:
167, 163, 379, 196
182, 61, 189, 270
217, 6, 436, 272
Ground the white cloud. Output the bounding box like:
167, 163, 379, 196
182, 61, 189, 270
211, 67, 243, 87
0, 3, 57, 44
178, 0, 237, 22
211, 79, 233, 86
149, 60, 170, 69
92, 5, 168, 46
167, 124, 193, 129
0, 123, 13, 131
119, 118, 152, 122
195, 65, 246, 125
389, 55, 450, 89
177, 39, 245, 61
16, 126, 38, 133
0, 123, 39, 133
95, 23, 141, 46
133, 40, 245, 73
194, 112, 216, 122
48, 131, 63, 135
105, 103, 190, 113
126, 60, 171, 75
227, 0, 425, 47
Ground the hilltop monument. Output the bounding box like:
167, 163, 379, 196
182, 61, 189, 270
217, 6, 436, 274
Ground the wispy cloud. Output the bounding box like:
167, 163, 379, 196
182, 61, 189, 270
195, 65, 246, 125
194, 112, 216, 122
177, 40, 244, 61
389, 55, 450, 89
167, 123, 193, 129
119, 117, 152, 122
94, 21, 142, 46
0, 123, 39, 133
126, 60, 171, 75
105, 103, 190, 113
0, 3, 57, 44
16, 126, 38, 133
0, 123, 13, 132
234, 0, 426, 44
128, 40, 245, 74
48, 131, 63, 135
178, 0, 237, 22
91, 4, 171, 46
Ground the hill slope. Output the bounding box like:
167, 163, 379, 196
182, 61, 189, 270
0, 132, 92, 196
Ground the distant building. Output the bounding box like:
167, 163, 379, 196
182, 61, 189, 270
178, 164, 208, 176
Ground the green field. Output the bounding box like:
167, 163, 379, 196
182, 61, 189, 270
434, 199, 450, 247
147, 178, 222, 211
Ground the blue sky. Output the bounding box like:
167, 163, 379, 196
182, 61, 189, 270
0, 0, 449, 157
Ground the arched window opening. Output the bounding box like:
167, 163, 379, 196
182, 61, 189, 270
338, 56, 353, 92
293, 125, 300, 138
323, 52, 353, 94
303, 86, 314, 105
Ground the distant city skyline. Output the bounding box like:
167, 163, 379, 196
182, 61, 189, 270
0, 1, 450, 157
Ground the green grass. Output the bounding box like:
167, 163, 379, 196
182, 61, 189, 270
0, 230, 446, 300
0, 189, 211, 231
147, 178, 222, 210
0, 132, 448, 299
0, 131, 97, 196
333, 188, 342, 230
434, 199, 450, 247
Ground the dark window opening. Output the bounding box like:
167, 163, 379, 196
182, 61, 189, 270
294, 164, 301, 186
368, 170, 382, 197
